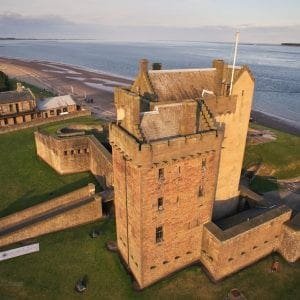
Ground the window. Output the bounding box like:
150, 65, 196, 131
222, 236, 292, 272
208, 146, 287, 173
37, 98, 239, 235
64, 150, 68, 156
4, 118, 8, 125
253, 245, 258, 249
158, 168, 164, 180
163, 260, 169, 265
241, 251, 246, 255
202, 159, 206, 170
22, 115, 26, 122
150, 266, 156, 269
228, 258, 234, 262
50, 110, 55, 116
175, 256, 180, 260
9, 104, 13, 112
70, 150, 74, 155
158, 197, 164, 211
63, 107, 68, 112
156, 226, 163, 243
198, 186, 204, 197
78, 149, 81, 154
241, 90, 245, 96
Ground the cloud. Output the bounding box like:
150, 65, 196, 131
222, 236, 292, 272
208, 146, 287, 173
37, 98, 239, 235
0, 13, 299, 43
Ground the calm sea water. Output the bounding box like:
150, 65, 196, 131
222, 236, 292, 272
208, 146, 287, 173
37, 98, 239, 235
0, 40, 299, 127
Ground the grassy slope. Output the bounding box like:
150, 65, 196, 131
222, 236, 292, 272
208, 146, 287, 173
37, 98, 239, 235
8, 78, 54, 98
0, 117, 100, 218
244, 124, 300, 179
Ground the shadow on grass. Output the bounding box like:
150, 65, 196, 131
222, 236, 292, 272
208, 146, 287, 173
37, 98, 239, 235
250, 175, 278, 194
0, 178, 99, 218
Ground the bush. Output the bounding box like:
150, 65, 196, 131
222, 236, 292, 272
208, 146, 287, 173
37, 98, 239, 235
0, 71, 9, 92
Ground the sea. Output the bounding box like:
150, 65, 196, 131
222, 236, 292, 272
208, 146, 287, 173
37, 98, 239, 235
0, 40, 299, 128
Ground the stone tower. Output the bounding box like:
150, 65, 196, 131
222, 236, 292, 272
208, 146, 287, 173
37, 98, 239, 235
109, 59, 254, 288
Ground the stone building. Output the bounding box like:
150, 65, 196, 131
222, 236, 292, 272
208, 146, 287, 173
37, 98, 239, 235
109, 59, 299, 288
0, 83, 36, 126
0, 84, 80, 128
37, 95, 77, 118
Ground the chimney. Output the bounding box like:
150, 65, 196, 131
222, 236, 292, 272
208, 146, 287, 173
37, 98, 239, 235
16, 82, 24, 92
212, 59, 225, 96
152, 62, 162, 70
139, 59, 149, 74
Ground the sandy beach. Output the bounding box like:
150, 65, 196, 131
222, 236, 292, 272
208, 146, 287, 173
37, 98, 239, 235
0, 57, 299, 135
0, 57, 133, 120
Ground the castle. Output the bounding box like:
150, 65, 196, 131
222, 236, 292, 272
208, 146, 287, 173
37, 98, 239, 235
109, 59, 298, 287
0, 59, 298, 288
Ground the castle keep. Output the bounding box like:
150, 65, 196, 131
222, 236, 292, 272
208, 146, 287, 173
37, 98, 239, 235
109, 59, 298, 288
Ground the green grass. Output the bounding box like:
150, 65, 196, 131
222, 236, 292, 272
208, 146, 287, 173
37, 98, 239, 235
249, 176, 279, 194
0, 119, 299, 299
8, 78, 55, 98
244, 124, 300, 179
0, 219, 299, 300
0, 117, 100, 218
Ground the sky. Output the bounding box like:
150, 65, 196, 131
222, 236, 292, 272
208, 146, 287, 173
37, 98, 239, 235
0, 0, 299, 42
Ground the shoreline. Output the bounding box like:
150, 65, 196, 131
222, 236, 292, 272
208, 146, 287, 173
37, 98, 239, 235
251, 110, 300, 136
0, 57, 299, 135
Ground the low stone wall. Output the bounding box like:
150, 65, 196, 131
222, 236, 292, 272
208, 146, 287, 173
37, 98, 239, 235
0, 110, 91, 135
278, 219, 300, 263
201, 205, 292, 281
35, 131, 113, 188
0, 184, 102, 248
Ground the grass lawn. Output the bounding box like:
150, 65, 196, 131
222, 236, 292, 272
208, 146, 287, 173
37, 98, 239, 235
0, 118, 299, 299
244, 124, 300, 180
8, 78, 55, 98
0, 116, 101, 218
0, 218, 299, 300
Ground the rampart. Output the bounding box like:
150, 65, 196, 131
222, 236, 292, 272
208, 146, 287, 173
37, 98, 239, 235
0, 184, 102, 248
278, 215, 300, 263
0, 109, 91, 135
34, 131, 113, 188
201, 205, 292, 281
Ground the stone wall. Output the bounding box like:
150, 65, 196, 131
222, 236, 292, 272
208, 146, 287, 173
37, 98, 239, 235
111, 120, 223, 288
201, 206, 292, 281
213, 68, 255, 220
0, 184, 102, 248
35, 131, 113, 188
278, 219, 300, 263
0, 109, 91, 134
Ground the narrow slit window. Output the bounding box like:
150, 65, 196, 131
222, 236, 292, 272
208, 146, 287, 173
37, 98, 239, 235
198, 186, 204, 197
158, 168, 164, 180
156, 226, 163, 243
158, 197, 164, 211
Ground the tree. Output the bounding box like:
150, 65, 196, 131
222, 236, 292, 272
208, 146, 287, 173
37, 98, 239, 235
0, 71, 9, 92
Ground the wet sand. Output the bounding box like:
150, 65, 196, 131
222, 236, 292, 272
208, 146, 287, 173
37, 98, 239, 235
0, 57, 133, 120
0, 57, 299, 135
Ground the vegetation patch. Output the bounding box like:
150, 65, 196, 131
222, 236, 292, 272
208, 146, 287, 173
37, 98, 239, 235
244, 124, 300, 180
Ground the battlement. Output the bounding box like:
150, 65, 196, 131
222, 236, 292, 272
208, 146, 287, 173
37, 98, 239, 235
110, 123, 223, 167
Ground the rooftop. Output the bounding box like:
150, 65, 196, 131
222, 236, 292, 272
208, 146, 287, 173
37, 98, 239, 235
0, 89, 34, 104
147, 68, 217, 102
37, 95, 76, 111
